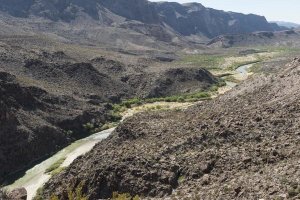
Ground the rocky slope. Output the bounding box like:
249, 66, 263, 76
0, 0, 285, 49
0, 36, 218, 184
0, 67, 115, 183
208, 29, 300, 48
42, 58, 300, 199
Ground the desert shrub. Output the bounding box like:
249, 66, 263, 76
121, 98, 142, 108
64, 130, 74, 137
288, 187, 300, 197
101, 124, 111, 130
179, 54, 225, 70
50, 194, 59, 200
33, 187, 44, 200
155, 105, 162, 110
50, 167, 66, 176
110, 112, 122, 122
188, 92, 210, 99
45, 158, 66, 174
83, 123, 94, 132
67, 182, 87, 200
178, 175, 185, 183
112, 192, 140, 200
216, 79, 227, 87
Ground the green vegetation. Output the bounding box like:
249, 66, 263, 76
83, 122, 94, 132
112, 104, 127, 113
177, 49, 287, 73
178, 175, 185, 183
210, 80, 227, 91
64, 130, 74, 137
35, 182, 88, 200
67, 182, 87, 200
222, 75, 240, 83
109, 112, 122, 122
121, 98, 142, 108
261, 46, 300, 54
34, 187, 44, 200
178, 54, 225, 70
82, 80, 227, 135
227, 60, 261, 71
126, 91, 211, 105
82, 110, 122, 134
50, 166, 66, 176
100, 122, 119, 131
249, 62, 264, 74
50, 195, 59, 200
110, 81, 226, 117
45, 158, 66, 175
287, 185, 300, 197
112, 192, 140, 200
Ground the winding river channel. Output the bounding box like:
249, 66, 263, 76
6, 129, 113, 200
5, 63, 254, 200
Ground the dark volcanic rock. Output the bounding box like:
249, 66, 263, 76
0, 72, 68, 182
8, 187, 27, 200
42, 59, 300, 199
0, 57, 129, 183
146, 67, 217, 98
115, 67, 218, 99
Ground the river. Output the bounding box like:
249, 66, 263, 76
5, 128, 114, 200
235, 63, 254, 80
5, 63, 254, 200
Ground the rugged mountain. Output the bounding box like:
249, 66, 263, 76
0, 36, 218, 183
155, 2, 284, 37
0, 0, 285, 48
0, 48, 128, 183
42, 58, 300, 199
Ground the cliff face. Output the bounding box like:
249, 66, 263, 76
155, 2, 281, 37
0, 0, 284, 39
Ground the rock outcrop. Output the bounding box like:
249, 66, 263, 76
8, 188, 27, 200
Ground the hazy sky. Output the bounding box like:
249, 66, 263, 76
150, 0, 300, 24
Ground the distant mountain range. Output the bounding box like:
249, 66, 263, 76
271, 21, 300, 29
0, 0, 287, 48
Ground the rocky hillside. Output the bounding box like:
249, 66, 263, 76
0, 0, 285, 48
208, 30, 300, 48
0, 64, 119, 183
42, 58, 300, 199
0, 36, 218, 184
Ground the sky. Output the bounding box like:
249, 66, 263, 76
150, 0, 300, 24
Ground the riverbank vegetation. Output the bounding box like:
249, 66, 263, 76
45, 158, 66, 176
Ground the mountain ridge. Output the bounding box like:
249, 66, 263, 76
0, 0, 285, 42
271, 21, 300, 29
